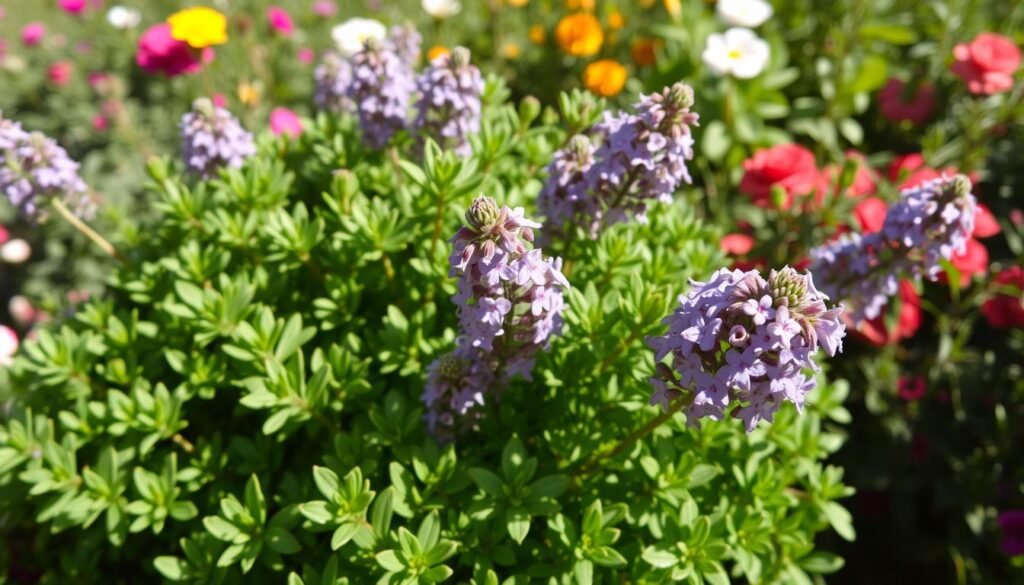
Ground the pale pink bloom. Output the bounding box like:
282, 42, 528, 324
269, 107, 303, 137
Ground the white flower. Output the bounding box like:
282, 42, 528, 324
422, 0, 461, 18
106, 6, 141, 30
1, 239, 31, 264
331, 17, 388, 57
702, 28, 770, 79
716, 0, 774, 28
0, 325, 18, 367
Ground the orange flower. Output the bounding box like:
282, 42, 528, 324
502, 42, 522, 59
427, 45, 450, 61
663, 0, 681, 18
555, 13, 604, 57
631, 37, 659, 67
583, 59, 628, 97
565, 0, 595, 10
608, 10, 625, 30
529, 25, 546, 45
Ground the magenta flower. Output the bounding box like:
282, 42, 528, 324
269, 107, 303, 138
266, 6, 295, 37
298, 47, 315, 64
21, 22, 46, 47
878, 78, 936, 126
136, 23, 213, 77
998, 510, 1024, 556
57, 0, 88, 15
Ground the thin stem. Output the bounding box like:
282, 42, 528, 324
571, 394, 691, 478
51, 199, 123, 261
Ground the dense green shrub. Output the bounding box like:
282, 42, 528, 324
0, 81, 853, 583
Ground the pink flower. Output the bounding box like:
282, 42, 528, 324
951, 33, 1020, 95
0, 325, 18, 367
47, 60, 73, 86
136, 23, 213, 77
739, 144, 820, 209
974, 204, 1001, 238
58, 0, 88, 15
269, 107, 303, 137
897, 375, 927, 401
878, 78, 936, 126
21, 22, 46, 47
720, 233, 754, 255
298, 47, 315, 64
92, 114, 108, 131
211, 93, 227, 108
267, 6, 295, 37
999, 510, 1024, 557
312, 0, 337, 17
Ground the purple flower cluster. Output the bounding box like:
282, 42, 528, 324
539, 82, 699, 238
414, 47, 484, 156
646, 266, 845, 431
0, 116, 95, 221
180, 99, 256, 179
998, 510, 1024, 557
423, 196, 569, 441
313, 52, 354, 114
810, 174, 976, 321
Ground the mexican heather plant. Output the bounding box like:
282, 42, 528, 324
414, 47, 484, 156
347, 36, 416, 148
811, 174, 976, 321
424, 196, 568, 440
0, 115, 95, 220
647, 266, 846, 430
539, 82, 698, 238
179, 98, 256, 179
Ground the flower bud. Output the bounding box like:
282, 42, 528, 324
465, 195, 500, 232
518, 95, 541, 127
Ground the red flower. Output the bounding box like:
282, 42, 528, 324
878, 78, 936, 126
950, 33, 1021, 95
981, 266, 1024, 328
854, 197, 887, 234
851, 280, 921, 346
136, 23, 213, 77
973, 204, 1001, 238
939, 238, 989, 287
720, 233, 754, 256
897, 375, 927, 401
47, 61, 73, 87
739, 144, 820, 209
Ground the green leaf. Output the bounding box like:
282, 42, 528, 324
204, 516, 242, 541
528, 475, 569, 499
266, 527, 301, 554
801, 551, 845, 574
590, 546, 627, 568
642, 546, 678, 568
331, 522, 360, 550
506, 509, 531, 544
313, 466, 341, 500
859, 22, 918, 45
574, 559, 593, 585
468, 468, 504, 497
822, 502, 856, 541
153, 556, 188, 581
376, 550, 406, 572
299, 501, 332, 525
850, 55, 888, 94
418, 511, 441, 549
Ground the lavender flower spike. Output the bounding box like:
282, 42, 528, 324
346, 37, 416, 149
424, 195, 569, 441
647, 266, 846, 431
1, 116, 95, 221
539, 82, 699, 238
810, 174, 976, 322
180, 98, 256, 179
314, 52, 355, 114
414, 46, 484, 156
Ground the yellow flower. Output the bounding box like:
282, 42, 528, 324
427, 45, 451, 61
237, 82, 260, 107
167, 7, 228, 49
565, 0, 595, 10
663, 0, 681, 18
505, 0, 529, 6
501, 42, 522, 60
555, 13, 604, 57
608, 10, 625, 30
583, 59, 628, 97
528, 25, 546, 45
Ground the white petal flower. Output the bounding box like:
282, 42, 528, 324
0, 239, 31, 264
422, 0, 461, 19
106, 6, 142, 30
702, 28, 770, 79
0, 325, 18, 367
331, 17, 388, 57
716, 0, 774, 28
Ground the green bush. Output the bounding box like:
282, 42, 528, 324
0, 81, 854, 583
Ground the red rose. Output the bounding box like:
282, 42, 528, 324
851, 280, 921, 346
878, 78, 936, 126
739, 144, 820, 209
951, 33, 1021, 95
853, 197, 887, 233
981, 266, 1024, 328
974, 204, 1001, 238
938, 238, 988, 287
